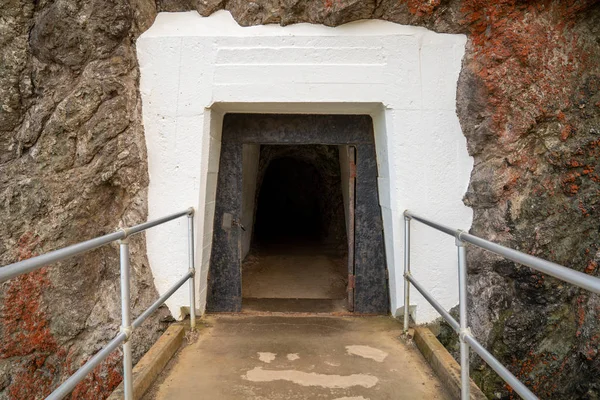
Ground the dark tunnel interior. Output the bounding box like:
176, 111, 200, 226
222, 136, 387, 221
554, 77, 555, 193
252, 145, 347, 251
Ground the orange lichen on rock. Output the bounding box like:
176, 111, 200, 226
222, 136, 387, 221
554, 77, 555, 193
323, 0, 342, 10
584, 260, 598, 274
0, 232, 60, 398
578, 200, 589, 216
0, 268, 57, 359
583, 334, 599, 361
0, 232, 123, 399
560, 125, 573, 141
508, 350, 569, 398
404, 0, 441, 16
70, 352, 123, 399
0, 232, 57, 359
460, 0, 594, 144
576, 295, 586, 337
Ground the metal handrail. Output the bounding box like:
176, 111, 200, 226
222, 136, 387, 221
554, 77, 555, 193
405, 211, 600, 295
403, 210, 600, 400
0, 208, 197, 400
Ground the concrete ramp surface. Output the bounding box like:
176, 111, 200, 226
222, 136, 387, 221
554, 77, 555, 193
145, 315, 450, 399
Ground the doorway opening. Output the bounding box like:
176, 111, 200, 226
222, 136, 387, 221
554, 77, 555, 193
207, 114, 388, 314
242, 145, 350, 312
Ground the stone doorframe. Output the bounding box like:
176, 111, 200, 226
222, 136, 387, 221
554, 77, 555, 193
207, 114, 389, 313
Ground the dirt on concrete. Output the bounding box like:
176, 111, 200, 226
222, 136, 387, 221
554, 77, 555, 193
144, 315, 450, 400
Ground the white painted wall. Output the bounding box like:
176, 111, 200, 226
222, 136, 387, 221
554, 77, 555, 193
137, 10, 473, 323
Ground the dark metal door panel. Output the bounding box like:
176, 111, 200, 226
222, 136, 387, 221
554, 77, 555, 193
354, 144, 389, 314
206, 142, 243, 312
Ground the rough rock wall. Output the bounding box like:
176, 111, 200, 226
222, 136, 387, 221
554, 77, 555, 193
1, 0, 598, 398
0, 1, 168, 398
453, 3, 600, 399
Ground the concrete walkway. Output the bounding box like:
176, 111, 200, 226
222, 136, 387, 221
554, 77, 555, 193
145, 315, 450, 400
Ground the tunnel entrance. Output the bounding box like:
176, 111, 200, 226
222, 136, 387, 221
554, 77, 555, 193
207, 114, 389, 314
242, 145, 349, 312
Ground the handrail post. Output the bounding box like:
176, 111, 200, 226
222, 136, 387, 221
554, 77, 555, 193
456, 231, 470, 400
403, 214, 411, 334
188, 210, 196, 331
119, 239, 134, 400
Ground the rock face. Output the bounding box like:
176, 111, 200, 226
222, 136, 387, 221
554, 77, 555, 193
0, 0, 598, 398
454, 4, 600, 399
0, 0, 168, 398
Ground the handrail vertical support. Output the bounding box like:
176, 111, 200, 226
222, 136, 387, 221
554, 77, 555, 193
119, 239, 134, 400
188, 211, 196, 331
403, 214, 411, 334
456, 232, 470, 400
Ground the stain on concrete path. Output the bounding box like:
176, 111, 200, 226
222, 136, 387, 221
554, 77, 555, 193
258, 352, 277, 363
243, 367, 378, 388
345, 345, 388, 362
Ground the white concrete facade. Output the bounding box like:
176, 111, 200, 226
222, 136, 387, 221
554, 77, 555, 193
137, 10, 473, 323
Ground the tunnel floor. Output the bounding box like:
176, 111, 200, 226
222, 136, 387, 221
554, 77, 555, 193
241, 144, 349, 313
242, 246, 348, 313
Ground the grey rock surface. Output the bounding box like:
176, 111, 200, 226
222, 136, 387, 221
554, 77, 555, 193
0, 0, 168, 398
